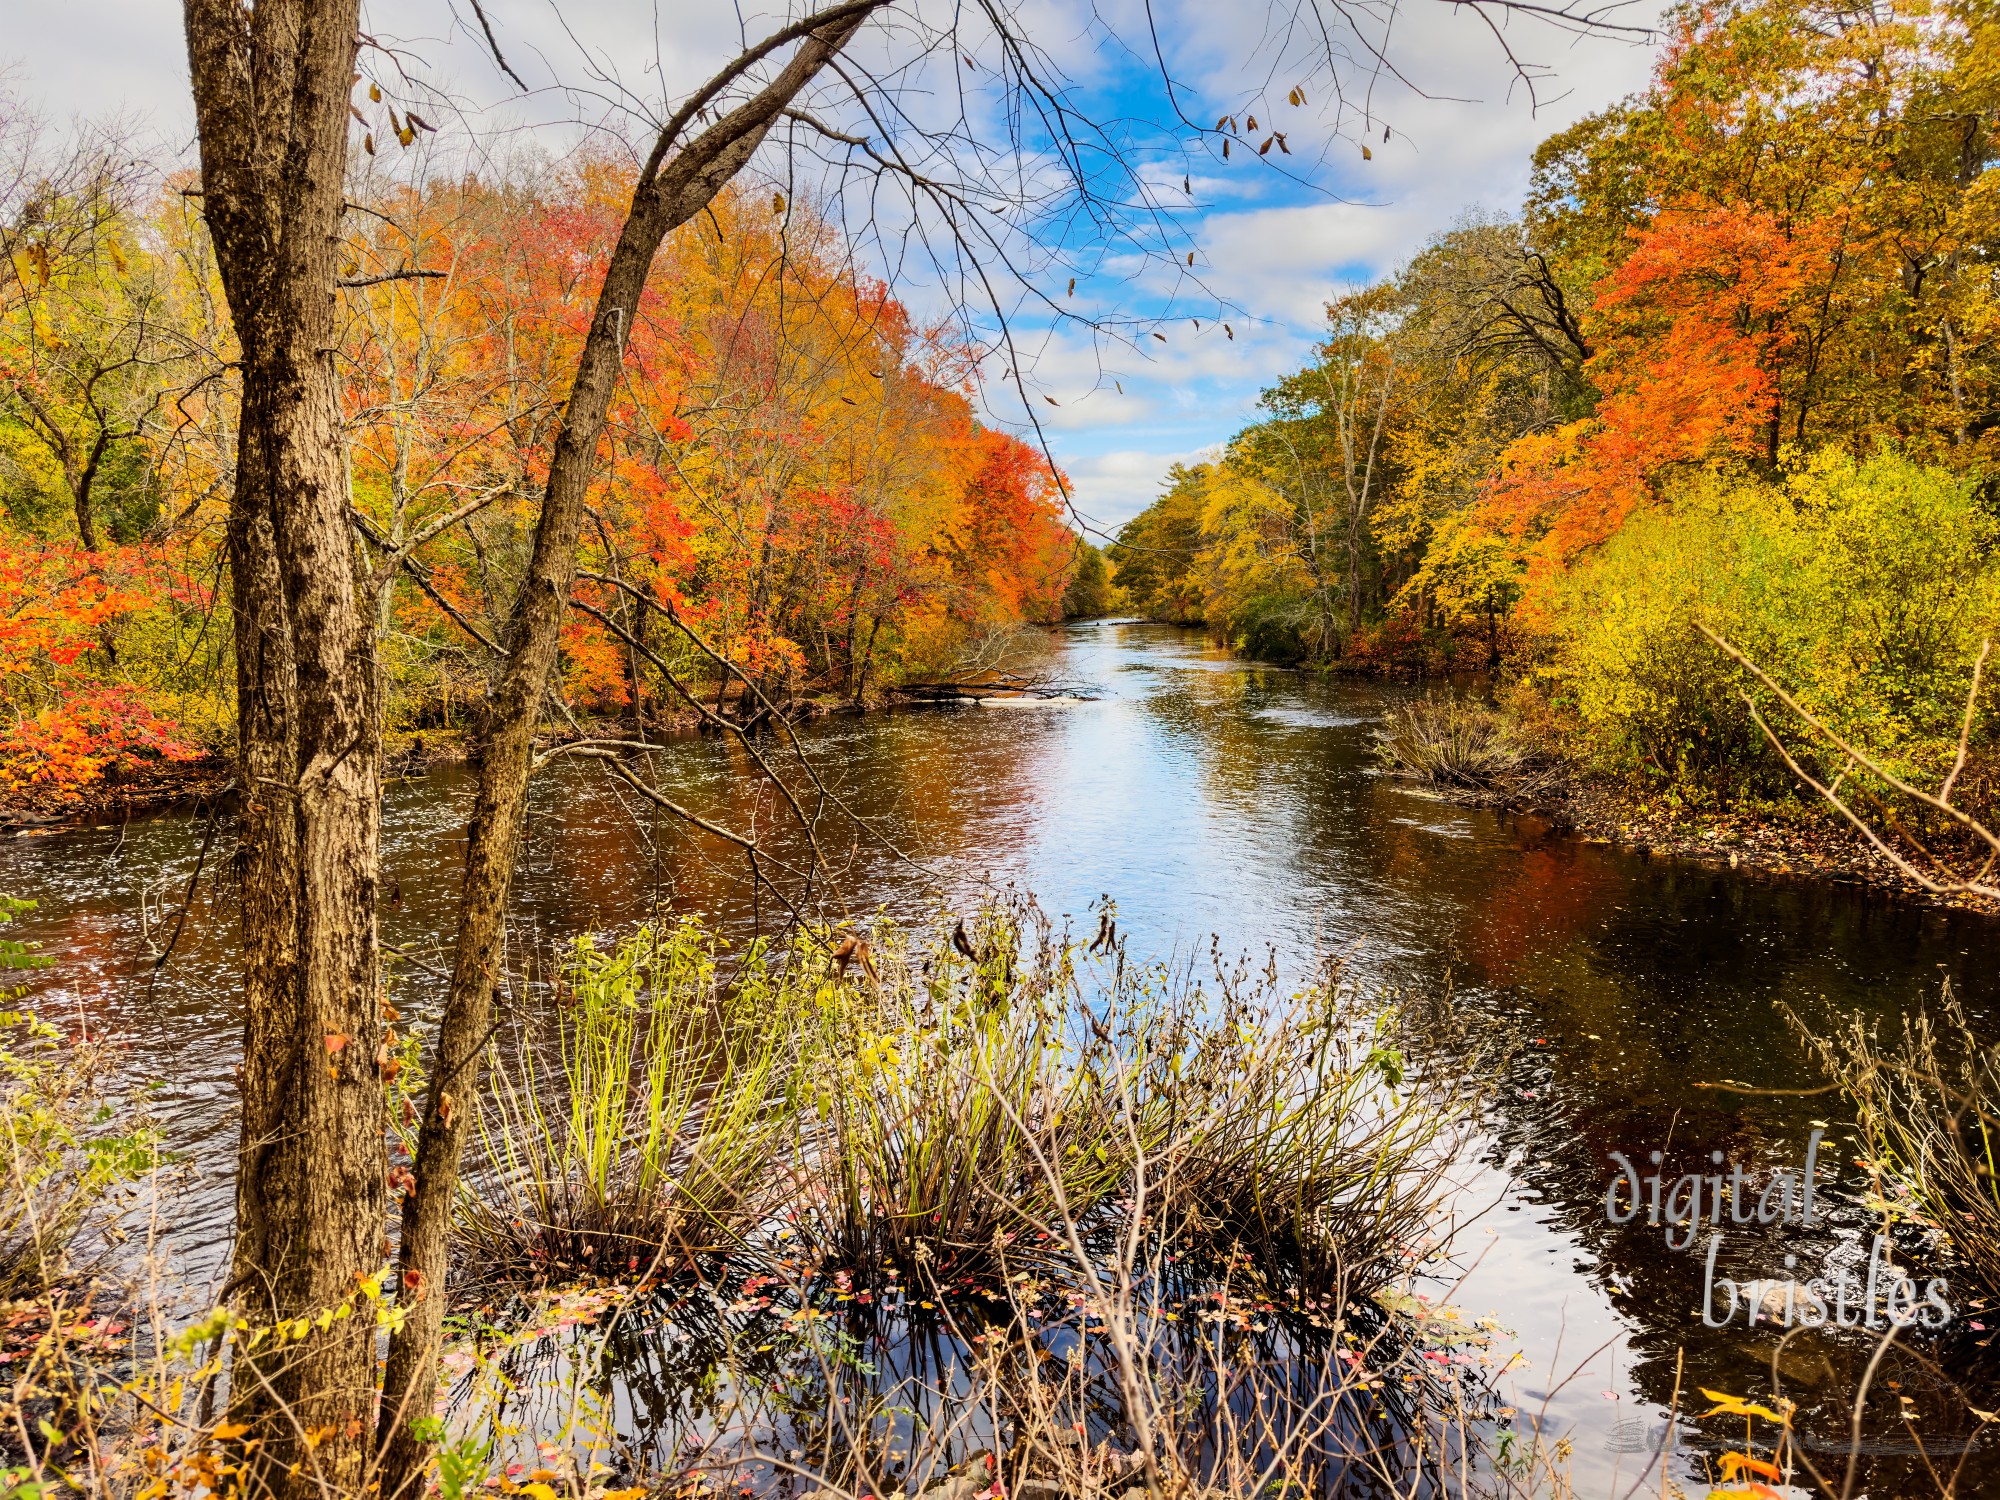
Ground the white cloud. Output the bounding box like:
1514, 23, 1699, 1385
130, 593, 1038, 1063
1060, 445, 1218, 534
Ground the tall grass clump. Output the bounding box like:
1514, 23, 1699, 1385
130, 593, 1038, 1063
458, 918, 794, 1283
455, 895, 1478, 1315
784, 902, 1172, 1282
1153, 962, 1467, 1298
1374, 693, 1552, 796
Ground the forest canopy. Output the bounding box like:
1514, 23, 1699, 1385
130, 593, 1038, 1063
0, 126, 1086, 804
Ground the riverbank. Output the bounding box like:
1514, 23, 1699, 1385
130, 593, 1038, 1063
1404, 762, 2000, 915
0, 682, 1051, 832
1539, 778, 2000, 912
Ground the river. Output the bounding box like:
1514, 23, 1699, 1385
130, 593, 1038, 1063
4, 620, 1997, 1492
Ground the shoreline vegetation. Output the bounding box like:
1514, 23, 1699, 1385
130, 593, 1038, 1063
1371, 692, 2000, 915
0, 632, 1103, 829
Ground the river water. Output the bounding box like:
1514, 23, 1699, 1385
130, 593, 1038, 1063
4, 621, 1998, 1492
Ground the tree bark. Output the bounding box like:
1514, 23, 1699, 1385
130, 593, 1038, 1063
377, 9, 881, 1491
183, 1, 386, 1495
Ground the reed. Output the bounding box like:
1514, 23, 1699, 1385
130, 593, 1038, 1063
1147, 966, 1469, 1299
453, 898, 1475, 1311
456, 918, 795, 1283
782, 904, 1161, 1283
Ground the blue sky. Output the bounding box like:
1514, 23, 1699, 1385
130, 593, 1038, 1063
7, 0, 1661, 531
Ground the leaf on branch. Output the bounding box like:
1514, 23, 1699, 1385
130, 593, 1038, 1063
1067, 277, 1075, 295
1225, 324, 1234, 339
1222, 140, 1230, 159
1044, 395, 1059, 406
1288, 87, 1304, 106
1186, 251, 1195, 265
1246, 114, 1258, 132
772, 192, 786, 214
1152, 332, 1167, 342
1259, 136, 1274, 156
1277, 133, 1290, 154
369, 82, 382, 103
364, 133, 376, 156
1361, 144, 1372, 161
1383, 125, 1391, 142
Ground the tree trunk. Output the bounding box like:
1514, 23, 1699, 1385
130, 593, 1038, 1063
855, 613, 883, 704
377, 12, 880, 1491
184, 2, 386, 1495
625, 582, 651, 737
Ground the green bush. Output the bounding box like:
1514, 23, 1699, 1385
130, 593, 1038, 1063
1542, 447, 2000, 801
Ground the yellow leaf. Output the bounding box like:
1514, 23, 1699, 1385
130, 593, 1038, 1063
369, 83, 382, 102
1698, 1389, 1788, 1423
1361, 144, 1372, 161
213, 1422, 250, 1442
1718, 1452, 1783, 1481
520, 1484, 559, 1500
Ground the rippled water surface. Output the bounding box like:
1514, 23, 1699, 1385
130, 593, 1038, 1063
6, 621, 1999, 1491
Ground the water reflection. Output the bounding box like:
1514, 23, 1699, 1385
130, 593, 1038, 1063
3, 622, 1998, 1490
